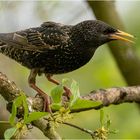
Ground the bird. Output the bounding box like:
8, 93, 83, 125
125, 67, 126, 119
0, 20, 134, 112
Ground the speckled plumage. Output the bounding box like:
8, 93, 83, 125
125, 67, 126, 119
0, 20, 134, 112
0, 20, 117, 75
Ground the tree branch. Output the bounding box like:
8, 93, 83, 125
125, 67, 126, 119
0, 72, 140, 137
0, 72, 61, 140
71, 86, 140, 112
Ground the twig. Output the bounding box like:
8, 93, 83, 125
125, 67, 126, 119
62, 122, 95, 139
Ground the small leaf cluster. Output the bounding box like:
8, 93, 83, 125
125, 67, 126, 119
4, 93, 48, 140
51, 79, 102, 111
4, 79, 104, 140
93, 109, 118, 140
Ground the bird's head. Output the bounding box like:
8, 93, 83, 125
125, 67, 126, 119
72, 20, 134, 48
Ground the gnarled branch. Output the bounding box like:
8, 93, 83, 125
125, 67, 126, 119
0, 72, 140, 138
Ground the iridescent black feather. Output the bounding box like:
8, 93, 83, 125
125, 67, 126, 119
0, 20, 117, 74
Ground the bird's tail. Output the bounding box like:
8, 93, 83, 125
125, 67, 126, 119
0, 33, 12, 54
0, 32, 13, 43
0, 32, 28, 48
0, 41, 7, 51
0, 33, 16, 52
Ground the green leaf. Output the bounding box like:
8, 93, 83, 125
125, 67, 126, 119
100, 109, 104, 127
107, 119, 111, 129
70, 98, 102, 110
9, 93, 29, 126
24, 112, 48, 124
51, 85, 63, 103
14, 96, 23, 107
70, 80, 80, 106
106, 115, 111, 129
9, 96, 23, 126
21, 94, 29, 122
51, 103, 61, 110
62, 78, 70, 85
4, 127, 17, 140
9, 104, 17, 126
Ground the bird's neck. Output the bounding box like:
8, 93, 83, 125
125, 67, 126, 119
70, 25, 99, 49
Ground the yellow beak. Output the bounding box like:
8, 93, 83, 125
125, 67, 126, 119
109, 30, 135, 44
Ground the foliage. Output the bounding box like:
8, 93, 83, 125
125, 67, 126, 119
3, 79, 104, 139
93, 109, 118, 140
51, 79, 102, 111
4, 92, 48, 140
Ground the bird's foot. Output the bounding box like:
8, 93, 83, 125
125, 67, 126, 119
30, 84, 52, 113
36, 92, 52, 113
43, 95, 52, 113
46, 74, 72, 99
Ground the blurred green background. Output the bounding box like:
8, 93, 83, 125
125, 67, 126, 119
0, 0, 140, 139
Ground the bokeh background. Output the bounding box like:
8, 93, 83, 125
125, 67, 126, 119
0, 0, 140, 139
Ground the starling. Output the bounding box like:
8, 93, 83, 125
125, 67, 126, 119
0, 20, 134, 112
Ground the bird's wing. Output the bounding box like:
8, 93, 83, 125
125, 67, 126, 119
0, 22, 71, 52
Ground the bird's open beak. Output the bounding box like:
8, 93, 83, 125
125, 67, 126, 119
109, 30, 135, 43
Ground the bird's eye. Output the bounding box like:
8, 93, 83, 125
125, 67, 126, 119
103, 28, 116, 35
103, 29, 110, 34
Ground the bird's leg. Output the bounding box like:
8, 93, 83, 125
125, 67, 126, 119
28, 69, 51, 113
45, 74, 72, 98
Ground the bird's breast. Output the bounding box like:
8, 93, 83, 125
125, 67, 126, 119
42, 47, 96, 74
0, 44, 96, 75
